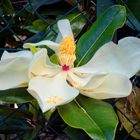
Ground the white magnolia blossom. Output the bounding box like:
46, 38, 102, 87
0, 19, 140, 112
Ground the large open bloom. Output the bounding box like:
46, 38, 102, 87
0, 19, 140, 112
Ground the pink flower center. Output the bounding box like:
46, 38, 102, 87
62, 65, 70, 71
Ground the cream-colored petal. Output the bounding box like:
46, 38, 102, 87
80, 73, 132, 99
57, 19, 74, 38
67, 70, 93, 88
76, 37, 140, 78
28, 73, 79, 112
78, 73, 108, 90
0, 58, 30, 90
118, 37, 140, 77
1, 50, 32, 60
23, 40, 59, 52
55, 32, 63, 43
29, 48, 60, 78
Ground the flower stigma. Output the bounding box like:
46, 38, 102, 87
62, 64, 70, 71
58, 36, 76, 70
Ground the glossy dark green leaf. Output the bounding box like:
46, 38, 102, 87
126, 0, 140, 22
26, 12, 87, 43
24, 19, 53, 34
66, 12, 87, 37
75, 5, 126, 66
58, 95, 118, 140
64, 127, 91, 140
0, 87, 34, 104
24, 25, 40, 34
45, 12, 87, 41
23, 125, 42, 140
38, 6, 68, 16
25, 0, 62, 13
30, 0, 61, 10
126, 6, 140, 31
117, 0, 140, 31
126, 7, 140, 31
32, 19, 48, 30
0, 107, 33, 133
59, 101, 105, 140
0, 106, 32, 119
25, 30, 47, 43
50, 54, 59, 65
1, 0, 15, 14
97, 0, 114, 16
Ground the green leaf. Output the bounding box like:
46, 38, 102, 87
24, 25, 40, 34
25, 19, 53, 34
32, 19, 47, 30
97, 0, 114, 16
44, 108, 56, 121
66, 12, 87, 37
23, 125, 42, 140
0, 87, 34, 104
45, 12, 87, 41
25, 30, 47, 43
126, 0, 140, 22
126, 6, 140, 31
64, 127, 91, 140
59, 100, 105, 140
50, 54, 59, 65
58, 95, 118, 140
0, 106, 33, 119
75, 5, 126, 66
0, 107, 33, 133
117, 0, 140, 31
25, 0, 62, 13
1, 0, 15, 14
30, 0, 61, 10
26, 12, 87, 43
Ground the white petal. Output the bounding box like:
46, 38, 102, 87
78, 73, 108, 90
76, 37, 140, 78
0, 58, 30, 90
28, 73, 79, 112
1, 50, 32, 60
55, 32, 63, 43
29, 48, 60, 78
118, 37, 140, 77
0, 50, 32, 90
80, 73, 132, 99
67, 69, 93, 88
57, 19, 74, 38
23, 40, 59, 52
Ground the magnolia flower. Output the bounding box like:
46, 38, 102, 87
0, 19, 140, 112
